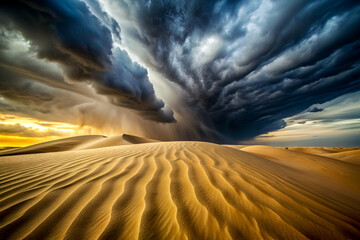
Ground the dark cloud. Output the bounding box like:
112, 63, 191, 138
0, 70, 55, 114
83, 0, 121, 42
308, 107, 323, 113
108, 0, 360, 142
0, 0, 174, 123
0, 0, 359, 143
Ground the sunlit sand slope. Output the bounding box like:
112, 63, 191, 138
0, 134, 157, 156
0, 141, 359, 239
287, 147, 360, 166
0, 135, 106, 157
72, 134, 158, 150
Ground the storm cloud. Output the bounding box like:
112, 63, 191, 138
0, 0, 359, 143
106, 0, 360, 142
0, 0, 175, 123
308, 107, 324, 113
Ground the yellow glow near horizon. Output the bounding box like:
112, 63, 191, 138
0, 135, 60, 148
1, 114, 76, 131
0, 113, 95, 148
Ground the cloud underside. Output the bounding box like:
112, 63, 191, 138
110, 0, 360, 141
0, 0, 359, 143
0, 0, 175, 123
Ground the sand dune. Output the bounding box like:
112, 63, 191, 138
321, 149, 360, 166
286, 147, 360, 166
0, 135, 106, 157
287, 146, 360, 155
72, 134, 158, 151
0, 134, 156, 156
0, 137, 359, 239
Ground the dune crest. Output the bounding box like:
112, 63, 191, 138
0, 138, 359, 239
0, 135, 106, 157
72, 134, 158, 151
0, 134, 157, 157
287, 147, 360, 166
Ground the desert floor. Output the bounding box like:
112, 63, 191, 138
0, 135, 359, 239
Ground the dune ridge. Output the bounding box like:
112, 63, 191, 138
286, 147, 360, 165
0, 134, 157, 157
0, 138, 359, 239
0, 135, 106, 157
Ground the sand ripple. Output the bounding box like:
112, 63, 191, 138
0, 141, 359, 239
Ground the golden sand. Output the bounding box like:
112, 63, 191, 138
0, 135, 359, 239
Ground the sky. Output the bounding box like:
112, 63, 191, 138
0, 0, 359, 147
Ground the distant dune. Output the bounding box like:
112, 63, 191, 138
0, 136, 359, 239
287, 147, 360, 166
